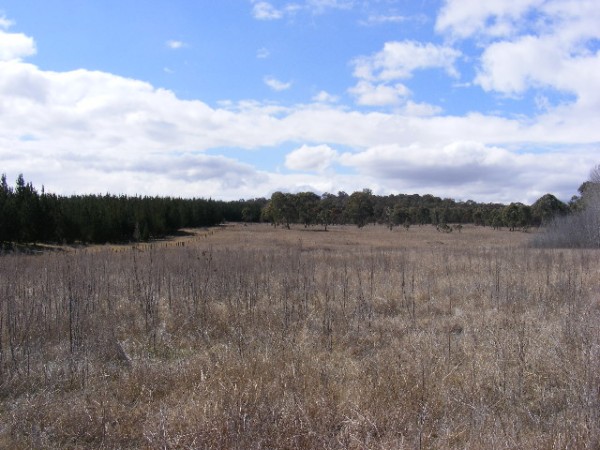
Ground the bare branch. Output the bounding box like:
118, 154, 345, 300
590, 163, 600, 184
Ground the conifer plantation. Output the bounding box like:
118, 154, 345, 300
0, 174, 263, 245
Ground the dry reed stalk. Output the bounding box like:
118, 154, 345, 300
0, 224, 598, 448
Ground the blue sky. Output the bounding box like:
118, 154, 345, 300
0, 0, 599, 203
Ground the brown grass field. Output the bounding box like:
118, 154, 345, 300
1, 223, 600, 449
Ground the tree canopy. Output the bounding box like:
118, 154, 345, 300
0, 173, 267, 245
261, 189, 569, 231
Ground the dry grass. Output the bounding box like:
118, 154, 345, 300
1, 224, 599, 449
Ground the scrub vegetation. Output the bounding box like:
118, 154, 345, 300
532, 165, 600, 249
1, 223, 600, 449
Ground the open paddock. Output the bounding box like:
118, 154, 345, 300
1, 224, 599, 449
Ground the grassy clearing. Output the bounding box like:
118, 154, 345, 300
1, 224, 599, 449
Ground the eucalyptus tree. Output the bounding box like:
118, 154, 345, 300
269, 191, 297, 229
347, 189, 374, 228
531, 194, 568, 225
296, 192, 320, 227
503, 203, 531, 231
317, 193, 337, 230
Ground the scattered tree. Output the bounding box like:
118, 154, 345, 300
347, 189, 374, 228
531, 193, 568, 225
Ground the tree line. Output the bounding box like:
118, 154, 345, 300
0, 173, 574, 246
0, 174, 266, 245
260, 189, 570, 231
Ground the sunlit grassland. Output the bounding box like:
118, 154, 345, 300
1, 224, 599, 449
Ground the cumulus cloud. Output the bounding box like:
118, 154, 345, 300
0, 28, 36, 61
450, 0, 600, 122
131, 153, 260, 188
349, 40, 461, 108
475, 26, 600, 107
339, 141, 594, 203
285, 144, 339, 172
341, 141, 514, 182
37, 155, 263, 199
0, 24, 598, 203
353, 40, 461, 82
401, 101, 442, 117
437, 0, 600, 44
312, 90, 339, 103
348, 80, 410, 106
252, 1, 285, 20
435, 0, 543, 39
0, 56, 276, 199
1, 49, 594, 201
475, 35, 566, 95
432, 0, 600, 141
263, 76, 292, 91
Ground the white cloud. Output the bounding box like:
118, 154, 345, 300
348, 80, 410, 106
0, 14, 14, 29
341, 141, 513, 179
285, 144, 339, 172
1, 54, 596, 202
475, 35, 566, 95
0, 26, 598, 203
359, 14, 408, 26
348, 40, 459, 109
264, 76, 292, 91
251, 0, 352, 20
435, 0, 544, 39
312, 90, 339, 103
166, 40, 186, 49
252, 1, 284, 20
27, 154, 264, 199
465, 3, 600, 110
401, 101, 442, 117
256, 47, 270, 59
0, 28, 36, 61
353, 40, 461, 82
436, 0, 600, 44
306, 0, 354, 14
432, 0, 600, 134
338, 141, 594, 203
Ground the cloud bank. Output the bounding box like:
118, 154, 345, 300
0, 3, 599, 204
